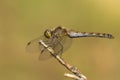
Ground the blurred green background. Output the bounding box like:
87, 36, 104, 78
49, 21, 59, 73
0, 0, 120, 80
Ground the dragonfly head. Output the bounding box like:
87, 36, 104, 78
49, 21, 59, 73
44, 29, 52, 38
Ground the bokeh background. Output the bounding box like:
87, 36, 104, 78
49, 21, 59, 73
0, 0, 120, 80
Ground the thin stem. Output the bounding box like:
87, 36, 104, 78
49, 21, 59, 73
39, 40, 87, 80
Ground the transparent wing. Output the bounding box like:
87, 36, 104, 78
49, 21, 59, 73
26, 27, 73, 60
26, 36, 53, 60
52, 27, 72, 55
58, 36, 72, 52
26, 38, 41, 53
26, 36, 47, 53
38, 48, 53, 60
39, 36, 72, 59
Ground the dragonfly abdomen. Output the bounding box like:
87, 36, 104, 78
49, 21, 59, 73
67, 31, 114, 39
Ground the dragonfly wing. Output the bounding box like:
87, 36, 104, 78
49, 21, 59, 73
38, 48, 53, 60
26, 37, 43, 53
26, 36, 54, 60
51, 27, 72, 55
52, 38, 63, 55
60, 36, 72, 52
51, 36, 72, 57
39, 37, 64, 60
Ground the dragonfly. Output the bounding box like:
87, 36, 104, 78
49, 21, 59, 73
26, 26, 114, 60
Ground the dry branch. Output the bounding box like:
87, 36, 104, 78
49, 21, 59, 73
39, 40, 87, 80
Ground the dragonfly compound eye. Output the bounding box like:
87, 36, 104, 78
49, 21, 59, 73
44, 29, 52, 38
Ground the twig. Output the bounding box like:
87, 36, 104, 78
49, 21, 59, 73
39, 40, 87, 80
